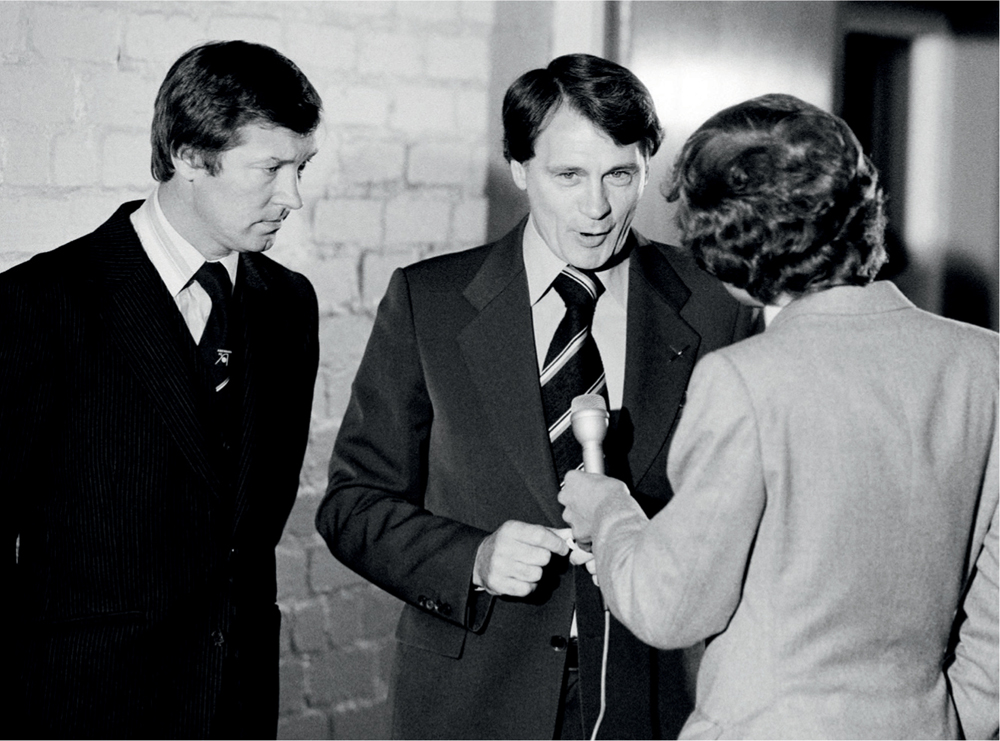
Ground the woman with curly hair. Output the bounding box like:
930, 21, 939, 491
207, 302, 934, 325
559, 94, 998, 739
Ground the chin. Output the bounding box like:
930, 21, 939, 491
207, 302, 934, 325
567, 248, 616, 271
245, 238, 275, 253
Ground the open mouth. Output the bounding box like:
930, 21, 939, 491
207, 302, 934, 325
257, 220, 283, 235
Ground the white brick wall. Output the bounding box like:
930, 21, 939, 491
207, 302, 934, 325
0, 4, 26, 59
341, 137, 407, 185
0, 65, 76, 123
0, 2, 497, 737
32, 4, 122, 63
391, 84, 458, 132
1, 0, 492, 266
358, 31, 424, 77
315, 198, 385, 245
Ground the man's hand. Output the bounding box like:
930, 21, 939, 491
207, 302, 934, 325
549, 526, 595, 566
550, 526, 600, 585
557, 470, 630, 546
473, 520, 570, 597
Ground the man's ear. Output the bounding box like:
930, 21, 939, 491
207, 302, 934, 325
172, 145, 206, 181
509, 158, 528, 191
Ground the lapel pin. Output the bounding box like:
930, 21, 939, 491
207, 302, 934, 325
216, 349, 231, 366
668, 344, 689, 362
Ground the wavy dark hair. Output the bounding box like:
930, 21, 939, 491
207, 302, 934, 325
502, 53, 663, 163
665, 94, 887, 305
151, 40, 322, 182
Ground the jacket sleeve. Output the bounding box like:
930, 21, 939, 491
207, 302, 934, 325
315, 268, 490, 630
948, 425, 999, 741
592, 351, 766, 649
1, 266, 59, 625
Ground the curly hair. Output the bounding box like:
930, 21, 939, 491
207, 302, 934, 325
502, 53, 663, 164
665, 94, 887, 305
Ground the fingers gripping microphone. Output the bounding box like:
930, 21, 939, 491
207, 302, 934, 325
571, 394, 609, 474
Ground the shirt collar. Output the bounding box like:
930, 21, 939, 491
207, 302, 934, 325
763, 304, 783, 327
522, 214, 629, 307
132, 186, 239, 297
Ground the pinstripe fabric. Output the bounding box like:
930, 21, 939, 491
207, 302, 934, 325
2, 202, 319, 739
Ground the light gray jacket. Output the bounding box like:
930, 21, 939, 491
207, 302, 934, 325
591, 281, 998, 739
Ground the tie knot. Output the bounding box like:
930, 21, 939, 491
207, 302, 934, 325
195, 261, 232, 303
552, 267, 604, 312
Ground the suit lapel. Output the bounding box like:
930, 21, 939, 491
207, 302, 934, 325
458, 222, 563, 524
231, 256, 267, 532
95, 208, 224, 499
622, 239, 701, 486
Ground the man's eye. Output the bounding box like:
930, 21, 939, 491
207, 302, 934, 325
607, 170, 633, 184
266, 165, 281, 174
557, 171, 579, 182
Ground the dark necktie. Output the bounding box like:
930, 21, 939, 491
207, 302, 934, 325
194, 261, 233, 393
541, 267, 608, 480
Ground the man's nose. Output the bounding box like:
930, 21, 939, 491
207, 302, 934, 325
580, 180, 611, 220
272, 169, 303, 211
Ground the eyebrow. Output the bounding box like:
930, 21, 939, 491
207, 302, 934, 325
606, 162, 641, 173
254, 151, 318, 166
546, 162, 641, 174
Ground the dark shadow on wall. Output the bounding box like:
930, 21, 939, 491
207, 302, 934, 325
941, 252, 997, 330
876, 226, 910, 281
485, 1, 552, 243
486, 162, 529, 242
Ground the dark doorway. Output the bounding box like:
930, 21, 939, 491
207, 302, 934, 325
839, 32, 911, 280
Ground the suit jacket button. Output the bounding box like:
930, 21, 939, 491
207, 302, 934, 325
417, 596, 428, 609
550, 635, 568, 651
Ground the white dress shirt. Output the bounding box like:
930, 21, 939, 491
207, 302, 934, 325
130, 187, 239, 343
521, 215, 629, 412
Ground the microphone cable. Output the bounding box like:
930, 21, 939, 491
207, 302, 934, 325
590, 601, 610, 740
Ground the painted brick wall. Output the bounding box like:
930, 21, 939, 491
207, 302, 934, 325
0, 2, 495, 738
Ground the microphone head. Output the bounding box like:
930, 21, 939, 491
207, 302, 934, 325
570, 394, 608, 415
571, 393, 609, 445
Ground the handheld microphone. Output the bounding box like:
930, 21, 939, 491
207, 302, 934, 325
571, 393, 608, 475
570, 394, 612, 741
569, 394, 608, 554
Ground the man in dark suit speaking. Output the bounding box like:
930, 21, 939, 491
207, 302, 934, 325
316, 54, 755, 739
2, 41, 321, 738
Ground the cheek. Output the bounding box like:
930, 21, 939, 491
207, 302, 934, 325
530, 189, 562, 224
546, 190, 579, 223
611, 187, 642, 216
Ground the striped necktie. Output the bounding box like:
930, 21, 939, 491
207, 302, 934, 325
541, 266, 608, 480
194, 261, 233, 394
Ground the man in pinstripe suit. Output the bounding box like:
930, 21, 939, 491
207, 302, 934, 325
2, 41, 321, 738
